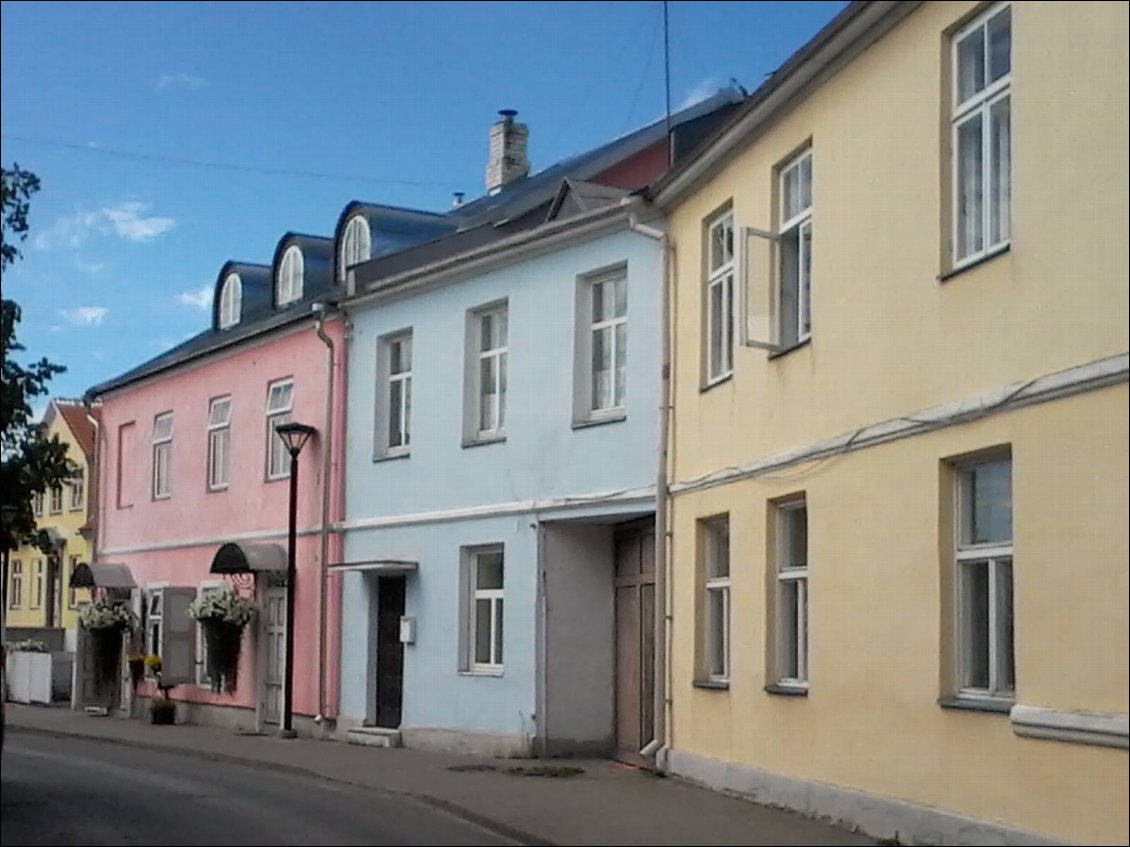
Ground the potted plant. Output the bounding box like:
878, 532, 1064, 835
127, 653, 146, 689
187, 590, 256, 694
79, 600, 136, 692
145, 655, 176, 725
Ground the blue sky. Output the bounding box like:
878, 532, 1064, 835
1, 0, 846, 408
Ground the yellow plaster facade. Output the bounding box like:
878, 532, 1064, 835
659, 2, 1128, 843
6, 401, 95, 636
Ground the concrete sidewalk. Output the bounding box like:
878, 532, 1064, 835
6, 704, 875, 846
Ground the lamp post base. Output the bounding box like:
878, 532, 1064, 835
277, 728, 298, 739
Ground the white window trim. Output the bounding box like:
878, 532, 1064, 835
194, 580, 228, 687
69, 469, 84, 511
585, 270, 628, 419
9, 559, 23, 608
265, 379, 295, 481
377, 332, 413, 458
276, 245, 304, 307
152, 412, 173, 500
468, 546, 505, 674
703, 517, 730, 683
775, 500, 809, 689
31, 558, 44, 609
469, 303, 508, 441
779, 150, 813, 345
67, 554, 82, 609
49, 484, 64, 514
219, 273, 242, 329
705, 211, 735, 384
144, 583, 169, 661
951, 2, 1012, 269
340, 215, 372, 282
33, 491, 44, 517
207, 396, 232, 491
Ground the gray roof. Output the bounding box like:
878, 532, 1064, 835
333, 202, 458, 283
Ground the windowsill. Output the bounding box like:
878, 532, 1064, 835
152, 495, 171, 502
572, 413, 626, 430
700, 373, 733, 393
938, 243, 1010, 283
768, 337, 811, 361
264, 474, 290, 483
937, 695, 1013, 714
206, 486, 229, 494
692, 678, 730, 690
462, 434, 506, 449
460, 668, 504, 678
765, 683, 809, 697
372, 451, 411, 463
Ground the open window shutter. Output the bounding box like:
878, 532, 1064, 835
159, 587, 197, 686
740, 226, 781, 350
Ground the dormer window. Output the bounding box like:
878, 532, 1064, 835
219, 273, 242, 329
340, 215, 371, 282
277, 245, 304, 307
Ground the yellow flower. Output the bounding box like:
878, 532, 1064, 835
145, 654, 162, 670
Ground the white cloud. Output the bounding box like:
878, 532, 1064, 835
35, 201, 176, 250
158, 73, 208, 90
74, 256, 105, 274
61, 306, 109, 327
177, 285, 213, 310
678, 77, 721, 110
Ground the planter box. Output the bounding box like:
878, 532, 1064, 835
7, 651, 53, 704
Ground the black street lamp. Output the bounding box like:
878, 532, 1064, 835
274, 421, 316, 738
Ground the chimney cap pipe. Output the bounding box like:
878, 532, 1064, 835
498, 109, 518, 119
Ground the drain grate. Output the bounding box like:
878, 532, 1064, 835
447, 763, 499, 773
504, 765, 584, 778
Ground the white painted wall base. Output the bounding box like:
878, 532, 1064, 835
401, 726, 532, 758
665, 748, 1066, 846
6, 652, 53, 704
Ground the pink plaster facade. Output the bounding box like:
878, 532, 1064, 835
94, 315, 346, 725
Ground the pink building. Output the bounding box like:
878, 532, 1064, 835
86, 236, 346, 733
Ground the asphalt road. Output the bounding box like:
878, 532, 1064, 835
0, 732, 519, 846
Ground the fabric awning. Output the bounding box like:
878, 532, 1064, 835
70, 562, 137, 589
327, 559, 418, 575
210, 542, 287, 574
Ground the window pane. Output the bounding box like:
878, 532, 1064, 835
779, 580, 799, 679
476, 552, 504, 590
614, 323, 627, 408
995, 559, 1014, 693
709, 217, 732, 272
722, 276, 733, 372
987, 7, 1011, 83
709, 282, 724, 376
494, 598, 504, 664
403, 377, 412, 445
614, 277, 627, 318
783, 506, 808, 569
708, 587, 727, 677
210, 399, 230, 426
592, 327, 611, 410
708, 522, 729, 578
799, 155, 812, 212
474, 599, 492, 664
957, 25, 985, 102
956, 114, 984, 259
989, 96, 1011, 246
479, 358, 497, 431
961, 561, 991, 690
389, 381, 404, 447
799, 222, 812, 338
964, 460, 1012, 545
480, 313, 494, 352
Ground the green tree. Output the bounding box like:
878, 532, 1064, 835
1, 164, 74, 553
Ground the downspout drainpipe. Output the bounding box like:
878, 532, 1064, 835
314, 306, 335, 729
628, 211, 671, 766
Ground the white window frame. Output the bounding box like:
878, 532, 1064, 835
705, 210, 734, 383
276, 245, 304, 307
219, 272, 242, 329
468, 546, 505, 673
955, 457, 1014, 701
778, 150, 813, 346
469, 303, 508, 440
49, 484, 64, 514
702, 517, 730, 682
67, 554, 83, 609
585, 270, 628, 418
31, 558, 44, 609
340, 215, 372, 282
151, 412, 173, 500
265, 380, 294, 481
951, 3, 1011, 267
9, 559, 22, 608
377, 332, 413, 457
207, 396, 232, 491
145, 586, 166, 660
69, 468, 84, 511
775, 500, 809, 689
33, 491, 44, 517
194, 580, 227, 687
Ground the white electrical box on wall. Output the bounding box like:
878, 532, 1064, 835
399, 616, 416, 644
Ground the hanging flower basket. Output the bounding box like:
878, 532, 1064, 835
187, 590, 257, 694
80, 600, 136, 692
127, 654, 146, 689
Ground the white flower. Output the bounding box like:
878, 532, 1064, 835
186, 589, 257, 627
80, 600, 135, 631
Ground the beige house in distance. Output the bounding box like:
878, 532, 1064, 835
649, 1, 1128, 844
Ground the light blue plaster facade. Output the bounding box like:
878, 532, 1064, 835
339, 221, 662, 754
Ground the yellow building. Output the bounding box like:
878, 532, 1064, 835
650, 2, 1128, 843
7, 399, 98, 648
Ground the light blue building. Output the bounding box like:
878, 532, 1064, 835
335, 96, 740, 758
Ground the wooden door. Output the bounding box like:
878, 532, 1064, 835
614, 523, 656, 765
375, 576, 406, 728
261, 586, 286, 725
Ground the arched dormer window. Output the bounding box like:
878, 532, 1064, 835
277, 245, 304, 306
219, 273, 242, 329
340, 215, 372, 282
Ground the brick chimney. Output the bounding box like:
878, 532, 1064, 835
485, 109, 529, 195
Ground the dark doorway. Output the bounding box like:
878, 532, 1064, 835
614, 521, 656, 766
45, 556, 61, 628
375, 576, 406, 729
